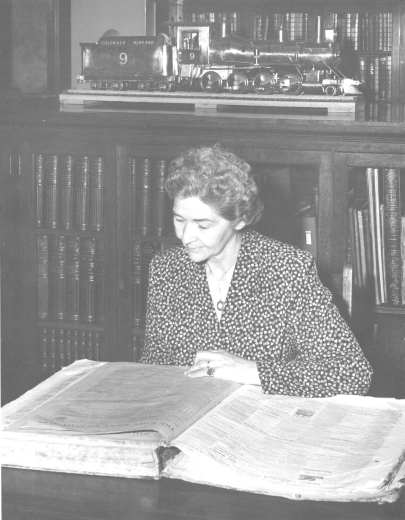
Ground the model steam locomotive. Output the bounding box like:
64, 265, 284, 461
77, 21, 361, 96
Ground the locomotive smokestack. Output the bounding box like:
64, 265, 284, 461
315, 16, 323, 43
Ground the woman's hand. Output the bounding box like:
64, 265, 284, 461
184, 349, 261, 385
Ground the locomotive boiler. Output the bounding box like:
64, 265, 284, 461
77, 21, 361, 96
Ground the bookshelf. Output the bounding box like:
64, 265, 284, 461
1, 107, 405, 403
176, 0, 405, 122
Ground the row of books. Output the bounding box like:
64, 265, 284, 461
36, 235, 105, 323
254, 13, 310, 41
358, 55, 391, 102
348, 168, 404, 306
38, 327, 102, 375
365, 102, 392, 122
334, 12, 392, 51
186, 10, 392, 50
187, 11, 240, 34
131, 158, 174, 237
35, 154, 104, 232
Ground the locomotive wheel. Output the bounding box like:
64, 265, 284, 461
227, 73, 249, 94
324, 85, 338, 96
200, 71, 222, 93
137, 82, 148, 91
280, 74, 303, 95
158, 82, 175, 92
252, 73, 276, 94
90, 81, 102, 90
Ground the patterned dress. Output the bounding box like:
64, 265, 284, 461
141, 230, 372, 397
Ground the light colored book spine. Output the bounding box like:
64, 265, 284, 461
366, 168, 380, 304
402, 215, 405, 305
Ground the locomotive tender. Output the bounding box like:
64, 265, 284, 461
77, 21, 361, 96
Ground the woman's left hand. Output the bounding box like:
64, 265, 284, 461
184, 349, 261, 385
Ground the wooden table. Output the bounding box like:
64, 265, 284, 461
2, 467, 404, 520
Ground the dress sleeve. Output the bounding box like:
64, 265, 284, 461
140, 256, 175, 365
256, 258, 373, 397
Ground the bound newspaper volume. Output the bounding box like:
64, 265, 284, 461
2, 360, 405, 503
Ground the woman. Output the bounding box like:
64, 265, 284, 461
141, 145, 372, 397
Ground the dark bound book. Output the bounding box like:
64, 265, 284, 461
49, 235, 67, 320
35, 155, 44, 228
152, 159, 167, 237
36, 234, 49, 319
89, 157, 104, 232
44, 156, 59, 229
66, 237, 80, 322
75, 157, 90, 231
132, 241, 142, 328
383, 169, 402, 305
80, 238, 96, 323
59, 156, 74, 230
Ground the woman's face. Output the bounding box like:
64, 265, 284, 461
173, 197, 244, 264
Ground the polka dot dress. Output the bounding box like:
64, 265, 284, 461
141, 230, 373, 397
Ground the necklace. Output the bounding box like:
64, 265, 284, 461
206, 262, 236, 312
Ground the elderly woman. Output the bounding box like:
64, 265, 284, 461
141, 145, 372, 397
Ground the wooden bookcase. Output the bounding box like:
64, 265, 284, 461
1, 106, 404, 403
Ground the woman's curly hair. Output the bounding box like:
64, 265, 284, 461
165, 145, 263, 226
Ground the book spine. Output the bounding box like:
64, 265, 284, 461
72, 329, 79, 361
348, 206, 360, 288
357, 205, 368, 288
95, 239, 106, 324
139, 159, 152, 236
57, 328, 65, 369
131, 158, 137, 233
132, 241, 142, 328
37, 234, 49, 319
152, 159, 167, 237
49, 328, 56, 374
401, 216, 405, 305
86, 331, 93, 359
79, 330, 86, 359
366, 168, 380, 304
66, 236, 80, 322
35, 154, 44, 228
373, 169, 386, 303
75, 157, 90, 231
44, 155, 58, 229
65, 328, 72, 366
94, 332, 100, 361
59, 156, 74, 230
362, 207, 374, 289
38, 327, 48, 374
383, 169, 402, 305
49, 235, 66, 320
81, 237, 96, 323
141, 242, 159, 324
89, 157, 104, 232
380, 203, 388, 303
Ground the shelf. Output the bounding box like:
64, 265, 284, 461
373, 305, 405, 315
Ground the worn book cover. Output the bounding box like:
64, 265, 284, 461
2, 360, 405, 503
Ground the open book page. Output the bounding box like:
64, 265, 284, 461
1, 360, 107, 428
164, 450, 405, 502
4, 361, 240, 444
168, 386, 405, 496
